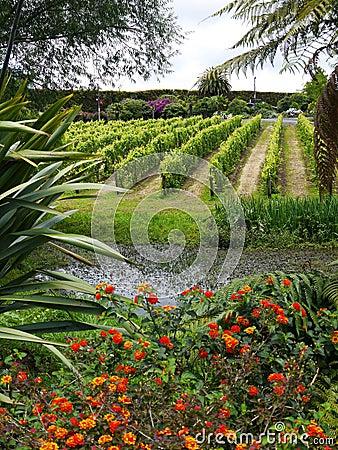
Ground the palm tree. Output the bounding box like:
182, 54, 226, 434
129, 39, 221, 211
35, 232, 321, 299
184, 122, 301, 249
195, 66, 231, 97
209, 0, 338, 196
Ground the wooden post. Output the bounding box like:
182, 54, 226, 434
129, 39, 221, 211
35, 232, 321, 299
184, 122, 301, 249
161, 174, 167, 195
114, 171, 120, 195
209, 168, 214, 197
267, 170, 272, 198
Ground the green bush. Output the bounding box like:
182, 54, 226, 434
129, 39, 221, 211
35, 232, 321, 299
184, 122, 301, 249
261, 114, 283, 193
211, 115, 261, 176
162, 101, 188, 119
226, 98, 250, 116
296, 114, 316, 181
160, 116, 242, 188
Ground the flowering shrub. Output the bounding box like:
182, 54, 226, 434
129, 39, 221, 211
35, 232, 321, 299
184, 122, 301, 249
147, 98, 173, 117
0, 277, 337, 449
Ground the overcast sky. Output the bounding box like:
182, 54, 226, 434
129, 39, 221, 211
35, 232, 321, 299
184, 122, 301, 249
115, 0, 312, 94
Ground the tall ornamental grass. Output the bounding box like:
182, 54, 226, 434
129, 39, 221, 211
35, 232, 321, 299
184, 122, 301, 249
216, 196, 338, 246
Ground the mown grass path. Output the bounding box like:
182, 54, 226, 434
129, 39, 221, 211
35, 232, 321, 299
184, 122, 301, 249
236, 125, 273, 196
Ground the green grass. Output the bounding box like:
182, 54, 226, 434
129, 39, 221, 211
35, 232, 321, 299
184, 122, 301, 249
55, 191, 203, 245
53, 190, 338, 251
282, 124, 293, 196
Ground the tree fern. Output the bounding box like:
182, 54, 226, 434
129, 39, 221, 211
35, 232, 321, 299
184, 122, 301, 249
211, 0, 337, 74
322, 274, 338, 309
314, 65, 338, 198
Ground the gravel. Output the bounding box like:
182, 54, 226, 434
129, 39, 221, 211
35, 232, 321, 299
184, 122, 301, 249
56, 246, 338, 304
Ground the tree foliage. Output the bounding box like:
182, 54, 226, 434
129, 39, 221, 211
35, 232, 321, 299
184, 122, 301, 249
0, 0, 184, 88
302, 68, 329, 102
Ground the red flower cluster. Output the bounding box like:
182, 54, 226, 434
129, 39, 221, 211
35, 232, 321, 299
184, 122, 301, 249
267, 373, 285, 383
296, 385, 306, 393
236, 316, 250, 327
147, 293, 159, 304
218, 407, 230, 418
291, 302, 307, 317
198, 349, 209, 358
70, 342, 81, 352
248, 386, 259, 396
134, 349, 146, 361
267, 373, 286, 396
306, 421, 327, 439
51, 397, 73, 413
261, 299, 288, 324
222, 331, 239, 353
105, 284, 115, 294
116, 364, 137, 375
95, 282, 115, 300
174, 398, 189, 411
17, 371, 27, 382
331, 330, 338, 344
66, 432, 85, 447
159, 335, 174, 349
231, 290, 244, 301
112, 332, 123, 345
252, 308, 261, 318
208, 322, 219, 338
181, 286, 213, 300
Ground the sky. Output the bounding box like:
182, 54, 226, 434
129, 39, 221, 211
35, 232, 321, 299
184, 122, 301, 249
115, 0, 312, 94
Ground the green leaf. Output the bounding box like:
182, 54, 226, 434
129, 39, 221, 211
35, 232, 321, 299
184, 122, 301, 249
0, 176, 45, 202
15, 320, 108, 334
0, 121, 48, 135
6, 150, 97, 161
0, 326, 67, 346
11, 228, 130, 262
0, 279, 95, 295
19, 182, 126, 202
0, 392, 23, 405
0, 198, 67, 217
0, 294, 106, 315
